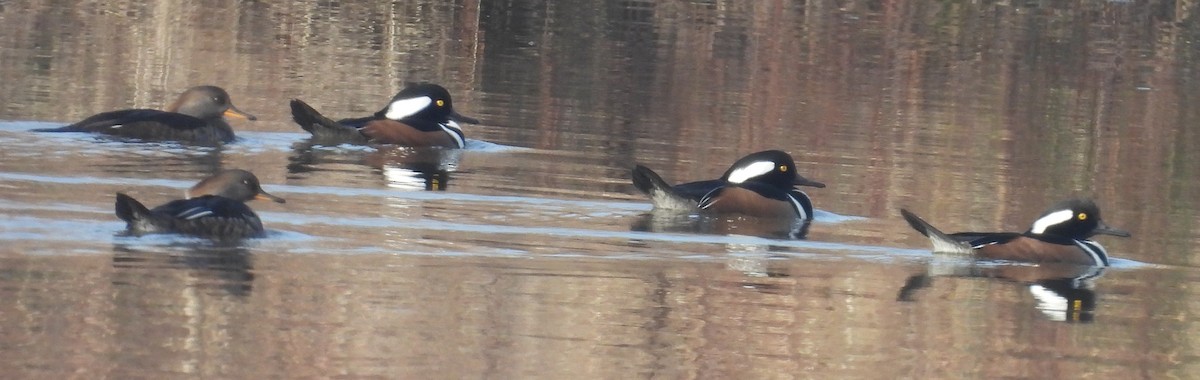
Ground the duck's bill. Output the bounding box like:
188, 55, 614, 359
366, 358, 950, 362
1094, 222, 1131, 237
793, 175, 826, 188
450, 110, 481, 124
224, 106, 258, 121
255, 192, 286, 204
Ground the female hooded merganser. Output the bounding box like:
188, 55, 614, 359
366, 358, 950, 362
900, 199, 1130, 266
631, 150, 826, 219
35, 86, 256, 145
289, 83, 480, 148
115, 170, 285, 240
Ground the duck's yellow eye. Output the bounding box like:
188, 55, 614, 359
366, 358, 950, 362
1078, 213, 1087, 221
780, 165, 788, 172
436, 99, 445, 107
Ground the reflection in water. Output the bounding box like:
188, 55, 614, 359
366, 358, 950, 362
99, 144, 226, 178
370, 147, 460, 191
1029, 276, 1100, 323
107, 244, 256, 378
113, 244, 255, 297
289, 142, 460, 191
898, 259, 1104, 323
286, 140, 370, 174
722, 245, 796, 293
631, 209, 811, 239
21, 130, 229, 179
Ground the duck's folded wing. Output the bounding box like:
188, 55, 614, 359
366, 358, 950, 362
152, 196, 264, 235
959, 232, 1023, 248
671, 179, 726, 201
67, 109, 208, 132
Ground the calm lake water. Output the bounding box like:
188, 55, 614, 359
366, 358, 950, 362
2, 0, 1200, 378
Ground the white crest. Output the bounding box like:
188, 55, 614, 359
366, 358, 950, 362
385, 96, 432, 120
726, 161, 775, 184
1029, 209, 1074, 234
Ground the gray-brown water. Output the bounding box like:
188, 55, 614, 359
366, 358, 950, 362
2, 1, 1200, 378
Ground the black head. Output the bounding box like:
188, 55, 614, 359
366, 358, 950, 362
719, 150, 826, 189
375, 83, 479, 124
186, 169, 285, 204
1026, 199, 1129, 239
169, 85, 257, 121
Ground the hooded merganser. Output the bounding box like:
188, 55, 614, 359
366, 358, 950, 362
900, 199, 1130, 266
35, 86, 256, 145
115, 170, 285, 240
631, 150, 826, 219
289, 83, 480, 148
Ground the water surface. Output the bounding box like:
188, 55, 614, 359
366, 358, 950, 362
2, 1, 1200, 378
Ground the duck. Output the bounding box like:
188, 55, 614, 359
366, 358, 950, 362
115, 169, 285, 240
900, 199, 1130, 266
289, 83, 479, 148
631, 150, 826, 219
35, 85, 255, 145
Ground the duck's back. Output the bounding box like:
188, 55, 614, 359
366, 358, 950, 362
152, 196, 265, 238
42, 109, 234, 145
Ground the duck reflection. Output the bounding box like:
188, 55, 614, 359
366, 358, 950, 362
722, 245, 795, 293
289, 141, 460, 191
369, 147, 459, 191
897, 260, 1104, 323
112, 243, 255, 297
631, 209, 811, 239
102, 143, 226, 178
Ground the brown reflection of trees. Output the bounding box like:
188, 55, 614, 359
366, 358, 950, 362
5, 250, 1198, 378
0, 0, 483, 127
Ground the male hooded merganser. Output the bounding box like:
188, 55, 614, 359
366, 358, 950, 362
900, 199, 1130, 266
631, 150, 826, 219
35, 86, 256, 145
289, 83, 480, 148
115, 170, 285, 240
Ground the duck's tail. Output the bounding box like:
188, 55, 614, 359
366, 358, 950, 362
900, 208, 973, 253
289, 99, 368, 143
632, 165, 697, 210
115, 193, 159, 234
31, 125, 81, 132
